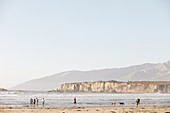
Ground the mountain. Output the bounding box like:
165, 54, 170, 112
11, 60, 170, 91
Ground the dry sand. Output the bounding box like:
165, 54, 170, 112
0, 106, 170, 113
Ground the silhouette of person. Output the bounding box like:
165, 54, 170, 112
42, 98, 45, 107
30, 98, 33, 105
74, 97, 76, 104
36, 98, 39, 105
136, 98, 140, 107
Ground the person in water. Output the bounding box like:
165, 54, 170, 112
136, 98, 140, 107
74, 97, 76, 104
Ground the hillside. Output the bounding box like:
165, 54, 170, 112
11, 60, 170, 91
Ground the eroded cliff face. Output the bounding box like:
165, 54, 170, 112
59, 81, 170, 93
0, 88, 7, 91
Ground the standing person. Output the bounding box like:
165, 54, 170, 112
136, 98, 140, 107
30, 98, 33, 105
42, 98, 45, 107
36, 98, 39, 105
33, 98, 36, 105
74, 97, 76, 104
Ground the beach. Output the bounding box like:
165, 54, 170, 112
0, 106, 170, 113
1, 91, 170, 107
1, 91, 170, 112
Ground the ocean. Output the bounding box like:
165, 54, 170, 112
0, 90, 170, 107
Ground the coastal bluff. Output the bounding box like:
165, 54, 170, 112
59, 81, 170, 93
0, 88, 7, 91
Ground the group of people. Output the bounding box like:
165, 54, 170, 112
29, 97, 76, 107
30, 98, 45, 106
29, 97, 140, 107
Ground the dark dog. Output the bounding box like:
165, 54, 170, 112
119, 102, 124, 105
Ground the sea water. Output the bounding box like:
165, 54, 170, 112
0, 90, 170, 107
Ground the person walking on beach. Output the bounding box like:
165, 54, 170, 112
136, 98, 140, 107
74, 97, 76, 104
42, 98, 45, 107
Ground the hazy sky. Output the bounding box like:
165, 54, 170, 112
0, 0, 170, 88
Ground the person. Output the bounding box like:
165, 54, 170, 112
74, 97, 76, 104
42, 98, 45, 106
33, 98, 36, 105
36, 98, 39, 105
136, 98, 140, 107
30, 98, 33, 105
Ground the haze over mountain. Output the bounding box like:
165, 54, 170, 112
11, 60, 170, 91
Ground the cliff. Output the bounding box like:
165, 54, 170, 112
60, 81, 170, 93
0, 88, 7, 91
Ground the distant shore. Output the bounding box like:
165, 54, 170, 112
0, 106, 170, 113
0, 88, 7, 91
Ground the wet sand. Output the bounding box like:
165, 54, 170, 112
0, 106, 170, 113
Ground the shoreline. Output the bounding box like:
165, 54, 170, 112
0, 106, 170, 113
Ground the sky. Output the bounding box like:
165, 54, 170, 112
0, 0, 170, 88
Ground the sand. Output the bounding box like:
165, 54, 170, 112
0, 106, 170, 113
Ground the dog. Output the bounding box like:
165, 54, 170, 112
111, 102, 116, 106
119, 102, 124, 105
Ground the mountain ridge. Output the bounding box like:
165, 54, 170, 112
11, 60, 170, 91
